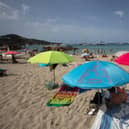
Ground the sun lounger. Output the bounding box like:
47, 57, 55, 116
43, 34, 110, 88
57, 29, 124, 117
91, 92, 129, 129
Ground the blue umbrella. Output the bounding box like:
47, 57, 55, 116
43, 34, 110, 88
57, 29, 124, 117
62, 60, 129, 89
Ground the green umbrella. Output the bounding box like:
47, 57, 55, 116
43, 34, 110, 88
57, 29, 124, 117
28, 50, 74, 83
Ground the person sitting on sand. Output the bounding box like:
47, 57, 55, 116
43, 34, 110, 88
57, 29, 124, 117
104, 87, 127, 108
116, 87, 128, 102
104, 87, 116, 108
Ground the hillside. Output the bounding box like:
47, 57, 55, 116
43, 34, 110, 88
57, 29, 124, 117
0, 34, 60, 50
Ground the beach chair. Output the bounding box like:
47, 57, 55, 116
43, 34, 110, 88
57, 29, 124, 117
0, 68, 7, 76
91, 92, 129, 129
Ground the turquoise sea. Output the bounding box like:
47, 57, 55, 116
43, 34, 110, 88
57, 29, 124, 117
72, 44, 129, 54
24, 44, 129, 55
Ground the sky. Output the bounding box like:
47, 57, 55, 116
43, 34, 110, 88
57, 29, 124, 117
0, 0, 129, 43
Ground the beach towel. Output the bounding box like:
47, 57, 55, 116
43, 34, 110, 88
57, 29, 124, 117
91, 92, 129, 129
47, 85, 79, 107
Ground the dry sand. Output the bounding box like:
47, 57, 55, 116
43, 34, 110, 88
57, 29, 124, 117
0, 55, 129, 129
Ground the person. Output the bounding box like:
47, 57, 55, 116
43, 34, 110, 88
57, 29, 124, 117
0, 54, 3, 60
88, 91, 102, 115
103, 87, 116, 108
116, 87, 128, 102
90, 91, 103, 105
104, 87, 127, 108
12, 54, 18, 63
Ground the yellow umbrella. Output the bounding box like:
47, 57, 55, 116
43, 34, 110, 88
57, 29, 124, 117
28, 50, 74, 64
28, 50, 74, 83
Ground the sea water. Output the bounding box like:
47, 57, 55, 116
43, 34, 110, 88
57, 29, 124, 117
73, 44, 129, 54
23, 44, 129, 55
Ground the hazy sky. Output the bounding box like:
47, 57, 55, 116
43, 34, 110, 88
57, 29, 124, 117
0, 0, 129, 43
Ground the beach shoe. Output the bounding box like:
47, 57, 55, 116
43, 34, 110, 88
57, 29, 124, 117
87, 108, 96, 115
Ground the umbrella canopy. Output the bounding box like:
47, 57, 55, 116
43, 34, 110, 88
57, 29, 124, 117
4, 51, 21, 55
38, 64, 49, 67
28, 51, 74, 84
0, 50, 6, 52
115, 52, 129, 65
3, 51, 21, 63
62, 60, 129, 89
115, 51, 129, 57
28, 50, 74, 64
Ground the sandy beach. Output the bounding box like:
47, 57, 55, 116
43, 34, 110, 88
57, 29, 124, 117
0, 55, 129, 129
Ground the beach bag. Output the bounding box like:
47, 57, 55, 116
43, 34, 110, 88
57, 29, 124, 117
110, 93, 122, 104
117, 87, 128, 102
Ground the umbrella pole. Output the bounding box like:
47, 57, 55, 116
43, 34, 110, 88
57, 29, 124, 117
53, 69, 56, 83
98, 89, 101, 106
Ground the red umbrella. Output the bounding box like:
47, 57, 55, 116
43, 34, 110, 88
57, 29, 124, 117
115, 52, 129, 65
0, 50, 7, 52
3, 51, 21, 63
4, 51, 21, 55
115, 51, 129, 57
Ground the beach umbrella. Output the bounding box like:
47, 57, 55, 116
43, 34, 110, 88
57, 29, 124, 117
4, 51, 21, 63
4, 51, 21, 55
38, 64, 49, 67
0, 50, 7, 52
115, 51, 129, 57
62, 60, 129, 89
0, 50, 7, 59
28, 50, 74, 83
28, 50, 74, 64
115, 52, 129, 65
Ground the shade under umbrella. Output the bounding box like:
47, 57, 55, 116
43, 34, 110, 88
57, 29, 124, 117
62, 60, 129, 89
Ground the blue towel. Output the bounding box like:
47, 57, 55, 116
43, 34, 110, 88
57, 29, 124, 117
100, 92, 129, 129
91, 92, 129, 129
